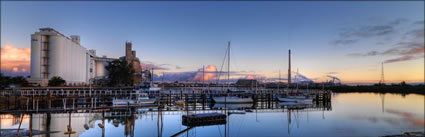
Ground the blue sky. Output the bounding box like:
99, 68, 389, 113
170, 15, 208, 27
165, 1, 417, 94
1, 1, 424, 83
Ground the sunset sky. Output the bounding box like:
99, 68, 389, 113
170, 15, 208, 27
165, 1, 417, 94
1, 1, 424, 84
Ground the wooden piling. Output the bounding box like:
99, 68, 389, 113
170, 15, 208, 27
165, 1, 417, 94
29, 113, 32, 137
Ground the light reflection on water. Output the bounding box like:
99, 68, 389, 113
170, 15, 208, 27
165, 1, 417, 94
1, 93, 424, 137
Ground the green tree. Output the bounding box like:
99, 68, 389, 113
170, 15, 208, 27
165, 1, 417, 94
11, 76, 29, 87
105, 59, 134, 86
0, 73, 10, 88
48, 76, 66, 86
0, 73, 30, 88
400, 81, 408, 86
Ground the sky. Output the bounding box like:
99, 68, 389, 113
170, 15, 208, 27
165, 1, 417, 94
1, 1, 424, 84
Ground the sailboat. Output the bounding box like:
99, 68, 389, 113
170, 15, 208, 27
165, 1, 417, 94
277, 94, 313, 104
213, 41, 254, 104
136, 93, 156, 104
277, 68, 313, 104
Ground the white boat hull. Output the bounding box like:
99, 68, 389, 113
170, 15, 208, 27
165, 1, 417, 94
278, 102, 299, 106
278, 96, 314, 103
213, 96, 253, 103
113, 100, 136, 106
296, 98, 313, 104
137, 99, 156, 104
278, 97, 298, 102
212, 103, 253, 109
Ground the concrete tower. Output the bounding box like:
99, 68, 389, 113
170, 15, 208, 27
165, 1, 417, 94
28, 28, 94, 86
125, 41, 132, 61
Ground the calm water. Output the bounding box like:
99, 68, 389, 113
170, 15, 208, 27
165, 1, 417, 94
1, 93, 424, 137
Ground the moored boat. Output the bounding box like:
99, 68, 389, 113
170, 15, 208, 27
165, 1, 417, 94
213, 96, 253, 103
137, 93, 156, 104
112, 98, 136, 106
277, 94, 313, 103
212, 103, 253, 109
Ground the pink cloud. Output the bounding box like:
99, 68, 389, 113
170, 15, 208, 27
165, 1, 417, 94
193, 65, 217, 81
244, 74, 266, 80
1, 43, 31, 74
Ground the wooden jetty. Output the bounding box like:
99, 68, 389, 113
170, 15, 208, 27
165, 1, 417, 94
171, 112, 227, 137
182, 112, 226, 127
0, 87, 332, 113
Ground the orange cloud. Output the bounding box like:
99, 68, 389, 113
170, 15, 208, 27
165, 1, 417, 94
1, 43, 31, 73
193, 65, 217, 81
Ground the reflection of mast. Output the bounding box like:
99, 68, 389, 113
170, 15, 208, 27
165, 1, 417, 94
296, 111, 299, 129
307, 111, 309, 123
380, 94, 385, 113
157, 109, 163, 137
101, 111, 105, 137
287, 109, 291, 135
256, 108, 259, 122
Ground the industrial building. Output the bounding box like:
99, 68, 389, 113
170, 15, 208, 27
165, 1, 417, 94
28, 28, 145, 87
123, 41, 142, 85
28, 28, 112, 86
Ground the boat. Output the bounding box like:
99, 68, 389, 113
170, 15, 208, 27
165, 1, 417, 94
278, 101, 299, 106
278, 102, 311, 109
278, 68, 314, 103
277, 95, 313, 103
213, 96, 253, 104
175, 100, 184, 107
112, 98, 136, 106
277, 97, 298, 102
228, 111, 246, 115
213, 42, 254, 104
277, 91, 314, 103
296, 98, 313, 104
137, 93, 156, 104
212, 103, 253, 109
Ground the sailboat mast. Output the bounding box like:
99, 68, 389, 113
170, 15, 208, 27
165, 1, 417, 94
203, 65, 205, 83
151, 68, 154, 87
202, 65, 205, 91
288, 49, 291, 88
296, 68, 299, 90
228, 41, 231, 89
278, 69, 281, 91
162, 72, 165, 88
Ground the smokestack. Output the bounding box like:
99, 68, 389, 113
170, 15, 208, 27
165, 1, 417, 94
288, 49, 291, 86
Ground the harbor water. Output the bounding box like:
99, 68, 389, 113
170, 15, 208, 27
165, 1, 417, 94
1, 92, 424, 137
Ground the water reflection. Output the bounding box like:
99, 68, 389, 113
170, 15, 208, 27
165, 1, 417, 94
0, 93, 424, 137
